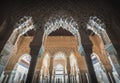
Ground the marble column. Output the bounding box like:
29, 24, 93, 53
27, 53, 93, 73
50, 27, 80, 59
4, 74, 9, 83
21, 74, 26, 83
8, 72, 14, 83
40, 73, 43, 83
81, 72, 87, 83
1, 73, 7, 83
82, 47, 98, 83
79, 29, 98, 83
26, 55, 38, 83
109, 72, 116, 83
67, 56, 70, 83
106, 71, 116, 83
78, 72, 82, 83
49, 56, 53, 83
1, 71, 12, 83
0, 72, 5, 82
35, 71, 40, 83
26, 27, 44, 83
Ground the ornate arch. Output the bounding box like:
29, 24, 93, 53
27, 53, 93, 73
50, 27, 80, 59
42, 16, 81, 47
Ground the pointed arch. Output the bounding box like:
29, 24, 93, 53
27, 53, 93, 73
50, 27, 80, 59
42, 16, 81, 48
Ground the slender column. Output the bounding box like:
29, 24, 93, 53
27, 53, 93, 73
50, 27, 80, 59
79, 29, 98, 83
79, 72, 82, 83
37, 73, 40, 83
49, 56, 53, 83
75, 75, 77, 83
32, 73, 36, 83
71, 75, 73, 83
26, 54, 38, 83
76, 52, 87, 83
2, 72, 11, 83
75, 73, 78, 83
26, 27, 44, 83
86, 73, 90, 83
33, 71, 39, 83
40, 73, 43, 83
106, 72, 112, 83
64, 69, 65, 83
36, 53, 46, 83
52, 69, 55, 83
34, 73, 37, 83
35, 56, 45, 83
73, 75, 75, 83
109, 72, 116, 83
1, 74, 6, 83
67, 56, 70, 83
4, 74, 9, 83
80, 44, 98, 83
0, 72, 5, 82
2, 75, 6, 83
21, 74, 26, 83
81, 72, 87, 83
8, 73, 14, 83
106, 72, 116, 83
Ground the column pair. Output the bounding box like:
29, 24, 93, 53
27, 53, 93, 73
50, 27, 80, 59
1, 72, 13, 83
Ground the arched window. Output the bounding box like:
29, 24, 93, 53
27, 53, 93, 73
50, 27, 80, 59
10, 54, 31, 83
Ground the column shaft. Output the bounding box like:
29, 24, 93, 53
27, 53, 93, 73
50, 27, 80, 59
26, 28, 44, 83
106, 72, 116, 83
26, 55, 38, 83
67, 56, 70, 83
82, 44, 98, 83
49, 57, 53, 83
